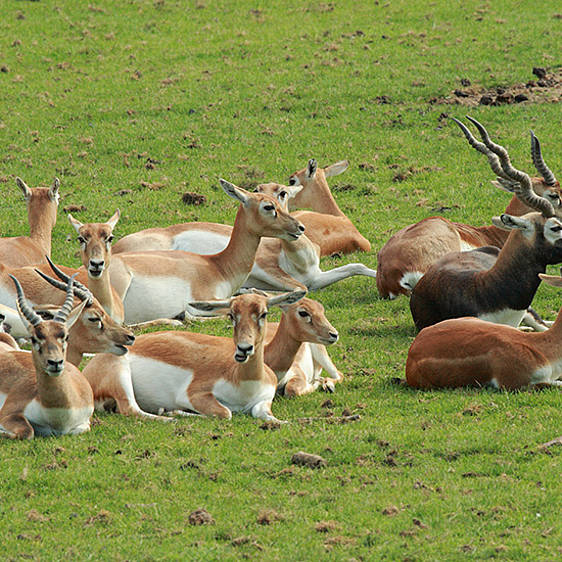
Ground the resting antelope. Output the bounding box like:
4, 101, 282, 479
410, 117, 562, 331
0, 275, 94, 439
0, 313, 19, 352
287, 159, 372, 254
82, 291, 306, 421
406, 273, 562, 390
114, 184, 376, 292
263, 296, 343, 396
0, 259, 134, 366
376, 120, 560, 299
0, 177, 60, 267
106, 180, 304, 324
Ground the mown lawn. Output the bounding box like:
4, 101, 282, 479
1, 1, 561, 559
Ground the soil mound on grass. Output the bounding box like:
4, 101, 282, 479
429, 67, 562, 107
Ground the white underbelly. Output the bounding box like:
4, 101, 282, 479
478, 308, 526, 327
213, 379, 275, 413
172, 231, 229, 255
130, 355, 194, 413
23, 399, 93, 436
123, 276, 192, 323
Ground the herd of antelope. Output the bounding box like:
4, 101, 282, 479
1, 116, 561, 439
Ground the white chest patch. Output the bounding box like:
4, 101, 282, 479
478, 309, 526, 328
459, 241, 478, 252
399, 271, 424, 292
123, 276, 192, 324
130, 354, 194, 413
172, 231, 229, 255
277, 344, 315, 388
212, 379, 275, 413
23, 399, 93, 436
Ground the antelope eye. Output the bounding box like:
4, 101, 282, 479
264, 204, 275, 211
288, 178, 296, 186
77, 236, 86, 244
298, 310, 310, 318
279, 190, 287, 198
259, 312, 268, 320
107, 235, 115, 243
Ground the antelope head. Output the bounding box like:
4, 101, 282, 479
188, 290, 306, 363
220, 179, 305, 241
15, 177, 60, 231
280, 297, 339, 345
10, 273, 85, 376
256, 182, 303, 212
68, 210, 120, 279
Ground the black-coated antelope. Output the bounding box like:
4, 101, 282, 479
0, 177, 60, 267
287, 159, 372, 255
0, 276, 94, 439
377, 120, 560, 298
106, 180, 304, 324
82, 291, 306, 421
406, 273, 562, 390
410, 118, 562, 331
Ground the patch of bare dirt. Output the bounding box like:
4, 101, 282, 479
429, 67, 562, 107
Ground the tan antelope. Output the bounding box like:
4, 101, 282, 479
0, 259, 134, 366
287, 159, 372, 255
406, 273, 562, 390
113, 184, 376, 292
82, 291, 306, 421
263, 296, 343, 396
410, 118, 562, 331
0, 177, 60, 267
0, 275, 94, 439
377, 119, 561, 299
105, 180, 304, 324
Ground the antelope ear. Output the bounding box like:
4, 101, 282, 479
49, 177, 61, 202
16, 177, 32, 200
267, 289, 307, 309
306, 159, 317, 179
220, 179, 250, 206
187, 298, 233, 317
65, 299, 89, 330
106, 209, 120, 230
539, 273, 562, 288
491, 214, 531, 231
68, 213, 83, 234
324, 160, 349, 177
285, 184, 304, 199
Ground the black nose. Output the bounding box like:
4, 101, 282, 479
329, 332, 339, 340
47, 359, 64, 371
126, 334, 135, 345
298, 224, 305, 232
237, 343, 254, 354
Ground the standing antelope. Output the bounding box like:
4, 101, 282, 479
106, 180, 304, 324
287, 159, 372, 254
0, 275, 94, 439
82, 291, 306, 421
263, 296, 342, 396
410, 118, 562, 331
376, 120, 560, 299
0, 177, 60, 267
406, 273, 562, 390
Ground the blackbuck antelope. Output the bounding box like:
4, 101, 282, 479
0, 260, 134, 366
406, 273, 562, 390
263, 296, 343, 396
106, 180, 304, 324
0, 276, 94, 439
114, 184, 376, 292
377, 120, 560, 299
66, 210, 124, 323
410, 117, 562, 331
82, 291, 306, 421
0, 177, 60, 267
287, 159, 372, 255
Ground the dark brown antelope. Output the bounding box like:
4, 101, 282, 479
410, 117, 562, 332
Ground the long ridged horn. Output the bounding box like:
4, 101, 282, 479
53, 274, 77, 324
43, 255, 94, 304
466, 116, 555, 218
451, 117, 511, 180
530, 131, 557, 186
9, 275, 43, 327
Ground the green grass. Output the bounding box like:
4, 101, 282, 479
1, 0, 562, 559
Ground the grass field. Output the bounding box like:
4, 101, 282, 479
1, 1, 562, 559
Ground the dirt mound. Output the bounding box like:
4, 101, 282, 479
429, 67, 562, 107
